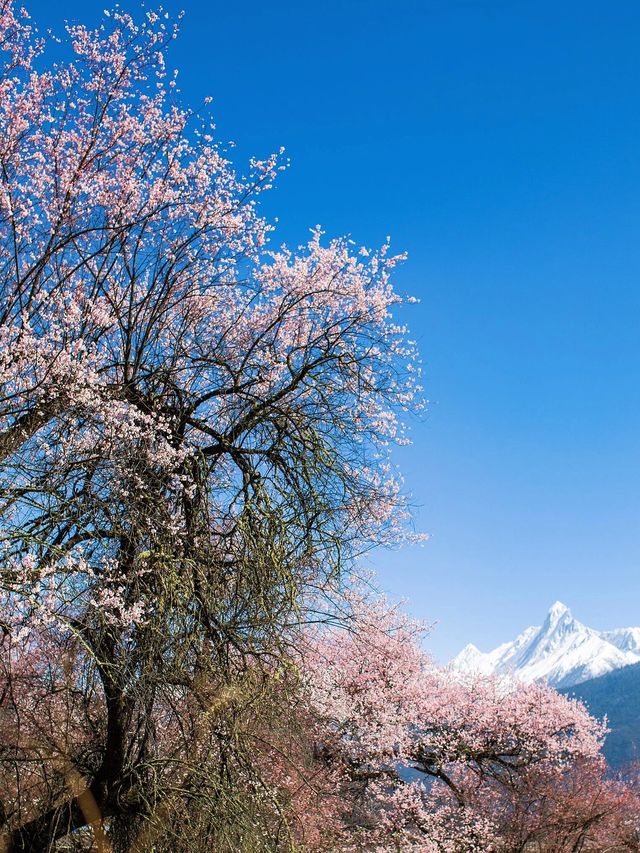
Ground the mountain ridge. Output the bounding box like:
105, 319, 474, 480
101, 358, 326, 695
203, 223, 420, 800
451, 602, 640, 688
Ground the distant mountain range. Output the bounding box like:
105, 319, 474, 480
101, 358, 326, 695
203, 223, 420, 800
451, 601, 640, 689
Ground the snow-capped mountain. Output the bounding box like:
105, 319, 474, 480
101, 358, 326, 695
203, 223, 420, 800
451, 602, 640, 689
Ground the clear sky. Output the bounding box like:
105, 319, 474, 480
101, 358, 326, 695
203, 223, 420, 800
26, 0, 640, 660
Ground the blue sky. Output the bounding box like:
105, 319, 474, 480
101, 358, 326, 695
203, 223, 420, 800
28, 0, 640, 659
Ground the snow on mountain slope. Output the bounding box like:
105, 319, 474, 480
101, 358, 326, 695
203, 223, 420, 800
600, 626, 640, 654
451, 602, 640, 689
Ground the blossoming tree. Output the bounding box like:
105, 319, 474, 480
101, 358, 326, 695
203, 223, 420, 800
298, 596, 640, 853
0, 2, 421, 849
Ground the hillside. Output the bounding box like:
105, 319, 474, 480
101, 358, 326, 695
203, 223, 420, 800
561, 662, 640, 768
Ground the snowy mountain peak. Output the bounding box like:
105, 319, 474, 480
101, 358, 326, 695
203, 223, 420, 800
458, 642, 480, 656
601, 627, 640, 655
541, 601, 575, 639
547, 600, 571, 622
451, 604, 640, 689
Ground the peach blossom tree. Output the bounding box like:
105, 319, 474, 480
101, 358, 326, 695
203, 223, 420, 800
0, 2, 422, 849
299, 596, 639, 853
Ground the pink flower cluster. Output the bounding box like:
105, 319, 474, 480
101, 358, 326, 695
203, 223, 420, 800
297, 595, 632, 852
